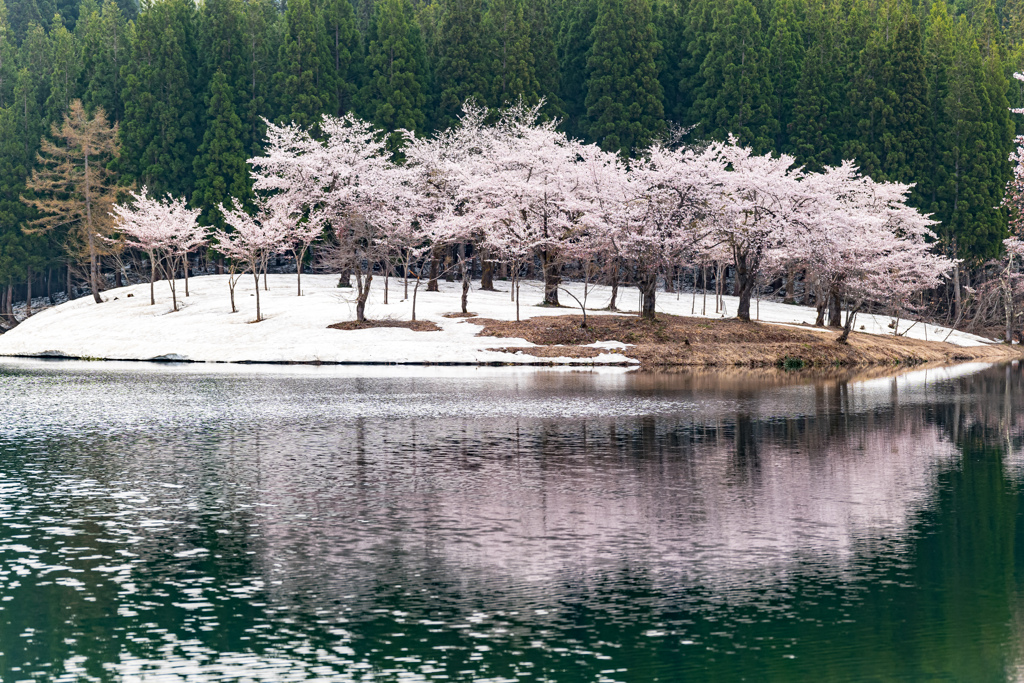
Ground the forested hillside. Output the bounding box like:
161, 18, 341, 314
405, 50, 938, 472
0, 0, 1021, 318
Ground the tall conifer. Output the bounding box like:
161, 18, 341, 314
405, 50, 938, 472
360, 0, 428, 147
323, 0, 361, 117
486, 0, 539, 109
584, 0, 665, 153
691, 0, 776, 152
193, 70, 251, 231
433, 0, 490, 129
276, 0, 330, 129
557, 0, 597, 137
120, 0, 198, 197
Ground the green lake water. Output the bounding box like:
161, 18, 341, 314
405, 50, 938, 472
0, 360, 1022, 682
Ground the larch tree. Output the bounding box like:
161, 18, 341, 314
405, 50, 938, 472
23, 100, 120, 305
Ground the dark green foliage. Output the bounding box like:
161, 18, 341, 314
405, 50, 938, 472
0, 0, 16, 108
788, 0, 842, 170
323, 0, 361, 117
237, 0, 278, 153
653, 0, 686, 123
78, 0, 128, 122
844, 3, 931, 195
45, 12, 79, 121
275, 0, 330, 129
193, 70, 251, 230
360, 0, 427, 145
524, 0, 562, 117
432, 0, 489, 129
485, 0, 539, 110
0, 0, 1017, 292
557, 0, 597, 137
583, 0, 665, 153
119, 0, 198, 197
766, 0, 802, 154
927, 3, 1009, 259
690, 0, 777, 152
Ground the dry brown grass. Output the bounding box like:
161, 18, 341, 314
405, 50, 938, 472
442, 312, 478, 319
329, 319, 442, 332
470, 314, 1023, 368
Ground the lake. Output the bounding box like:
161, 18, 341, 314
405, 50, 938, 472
0, 360, 1021, 682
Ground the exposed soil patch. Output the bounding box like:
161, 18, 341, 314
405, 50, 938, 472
329, 319, 442, 332
471, 314, 1024, 368
486, 345, 605, 359
442, 312, 478, 318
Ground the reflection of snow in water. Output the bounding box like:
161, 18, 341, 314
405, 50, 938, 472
0, 359, 996, 680
242, 414, 957, 599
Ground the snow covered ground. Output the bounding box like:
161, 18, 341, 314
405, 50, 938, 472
0, 273, 998, 364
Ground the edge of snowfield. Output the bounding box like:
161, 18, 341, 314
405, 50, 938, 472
0, 273, 1000, 365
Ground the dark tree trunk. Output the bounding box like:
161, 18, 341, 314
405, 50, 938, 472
837, 300, 864, 344
480, 248, 495, 291
47, 268, 55, 306
541, 249, 560, 306
784, 268, 796, 305
355, 271, 372, 322
427, 250, 439, 292
217, 258, 225, 275
734, 250, 757, 322
640, 272, 657, 320
444, 246, 456, 282
25, 267, 31, 318
67, 266, 72, 300
608, 257, 619, 311
828, 290, 842, 327
664, 265, 675, 293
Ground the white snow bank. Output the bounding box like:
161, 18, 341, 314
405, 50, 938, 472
0, 273, 998, 365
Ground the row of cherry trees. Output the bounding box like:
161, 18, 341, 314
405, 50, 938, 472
998, 74, 1024, 342
113, 100, 953, 334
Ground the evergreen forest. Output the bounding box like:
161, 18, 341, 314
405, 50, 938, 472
0, 0, 1022, 322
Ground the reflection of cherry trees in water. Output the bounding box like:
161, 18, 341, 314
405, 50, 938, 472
4, 361, 1024, 680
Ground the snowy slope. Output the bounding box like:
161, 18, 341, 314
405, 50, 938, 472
0, 273, 997, 364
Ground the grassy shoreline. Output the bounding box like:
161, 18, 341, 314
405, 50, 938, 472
471, 314, 1024, 369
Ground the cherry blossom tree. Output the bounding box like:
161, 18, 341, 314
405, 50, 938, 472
165, 203, 205, 303
251, 114, 405, 322
630, 140, 734, 319
215, 198, 292, 321
110, 187, 175, 306
110, 187, 202, 311
403, 103, 492, 316
714, 143, 806, 322
463, 101, 598, 316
